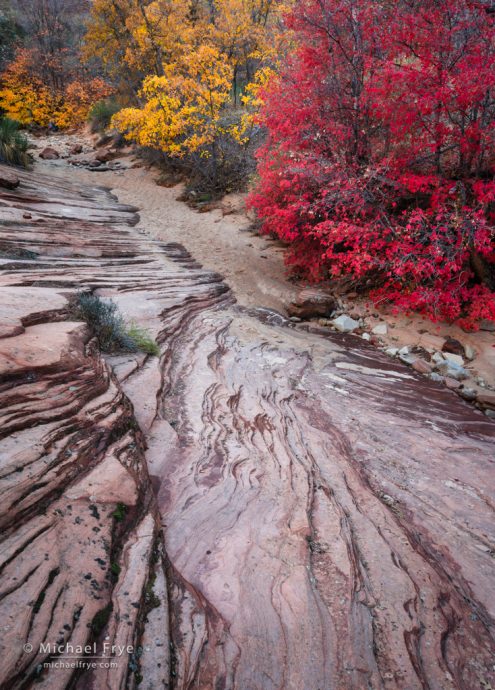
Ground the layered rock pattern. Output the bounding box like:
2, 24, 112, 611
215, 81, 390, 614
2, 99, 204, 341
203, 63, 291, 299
0, 165, 494, 689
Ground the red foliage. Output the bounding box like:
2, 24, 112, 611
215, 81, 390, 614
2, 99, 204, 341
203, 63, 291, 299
249, 0, 495, 327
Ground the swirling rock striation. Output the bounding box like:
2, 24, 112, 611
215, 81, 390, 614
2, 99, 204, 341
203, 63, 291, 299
0, 164, 494, 689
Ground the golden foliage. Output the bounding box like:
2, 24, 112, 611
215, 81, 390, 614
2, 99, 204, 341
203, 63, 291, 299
0, 49, 112, 128
87, 0, 288, 157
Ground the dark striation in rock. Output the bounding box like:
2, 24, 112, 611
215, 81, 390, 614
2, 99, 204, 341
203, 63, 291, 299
0, 164, 494, 689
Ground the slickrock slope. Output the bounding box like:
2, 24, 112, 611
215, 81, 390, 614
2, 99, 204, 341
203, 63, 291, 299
0, 164, 494, 689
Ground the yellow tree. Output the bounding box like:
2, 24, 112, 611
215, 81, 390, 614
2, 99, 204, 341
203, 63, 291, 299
113, 44, 233, 158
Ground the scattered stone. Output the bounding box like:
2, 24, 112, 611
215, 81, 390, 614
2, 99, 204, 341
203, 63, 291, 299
418, 333, 445, 352
385, 347, 399, 356
372, 323, 388, 336
398, 346, 410, 356
442, 352, 464, 366
399, 353, 416, 365
69, 144, 83, 155
442, 337, 465, 357
332, 314, 360, 333
411, 359, 432, 374
463, 344, 475, 361
431, 352, 445, 365
459, 387, 477, 402
479, 319, 495, 332
39, 147, 60, 160
362, 333, 371, 341
444, 377, 461, 390
436, 360, 469, 381
477, 392, 495, 410
0, 168, 20, 190
288, 288, 337, 320
429, 372, 444, 383
289, 316, 302, 323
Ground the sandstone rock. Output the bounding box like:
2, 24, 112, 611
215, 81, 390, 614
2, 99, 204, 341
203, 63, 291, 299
443, 352, 464, 366
464, 344, 475, 361
477, 392, 495, 409
0, 168, 20, 190
39, 146, 60, 160
436, 359, 469, 380
332, 314, 360, 332
69, 143, 83, 155
442, 337, 464, 357
417, 333, 445, 352
412, 358, 432, 374
444, 377, 461, 390
372, 323, 388, 336
288, 288, 336, 319
95, 149, 118, 163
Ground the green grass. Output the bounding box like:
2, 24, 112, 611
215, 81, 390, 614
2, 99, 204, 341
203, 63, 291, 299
74, 293, 160, 356
0, 117, 29, 167
126, 324, 161, 356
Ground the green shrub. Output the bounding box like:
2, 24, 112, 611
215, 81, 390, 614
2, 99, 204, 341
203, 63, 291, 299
88, 99, 121, 133
126, 324, 160, 356
0, 117, 29, 167
75, 293, 160, 356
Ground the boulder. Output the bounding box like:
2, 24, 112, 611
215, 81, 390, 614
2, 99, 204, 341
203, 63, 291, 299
436, 359, 469, 381
442, 352, 464, 366
331, 314, 360, 333
476, 392, 495, 409
69, 143, 83, 155
288, 288, 337, 320
442, 337, 464, 357
412, 358, 432, 374
0, 168, 20, 190
39, 147, 60, 160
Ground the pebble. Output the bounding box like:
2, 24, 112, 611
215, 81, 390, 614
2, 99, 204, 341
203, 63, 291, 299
372, 323, 388, 336
332, 314, 360, 333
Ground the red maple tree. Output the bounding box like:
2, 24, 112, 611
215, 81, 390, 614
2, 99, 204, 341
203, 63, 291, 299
249, 0, 495, 327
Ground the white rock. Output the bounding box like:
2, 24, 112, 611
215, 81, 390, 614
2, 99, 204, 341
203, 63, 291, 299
398, 346, 410, 356
431, 352, 445, 365
464, 344, 475, 361
361, 333, 371, 341
372, 323, 388, 336
332, 314, 360, 333
385, 347, 399, 356
442, 352, 464, 366
436, 360, 469, 381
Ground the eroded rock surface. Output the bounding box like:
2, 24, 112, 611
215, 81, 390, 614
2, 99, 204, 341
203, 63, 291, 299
1, 164, 494, 689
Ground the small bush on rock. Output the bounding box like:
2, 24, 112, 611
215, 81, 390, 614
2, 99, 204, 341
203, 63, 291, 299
75, 293, 159, 356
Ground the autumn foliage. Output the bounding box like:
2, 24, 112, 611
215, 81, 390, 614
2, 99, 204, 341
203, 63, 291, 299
0, 49, 111, 128
0, 1, 111, 129
249, 0, 495, 328
85, 0, 285, 190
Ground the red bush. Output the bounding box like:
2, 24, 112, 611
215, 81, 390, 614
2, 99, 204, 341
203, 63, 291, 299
249, 0, 495, 328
